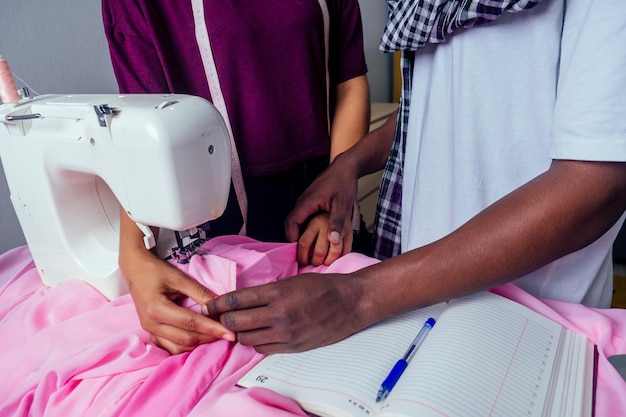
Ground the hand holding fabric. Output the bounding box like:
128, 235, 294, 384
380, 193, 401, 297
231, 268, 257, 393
118, 208, 235, 354
208, 271, 371, 354
121, 251, 236, 354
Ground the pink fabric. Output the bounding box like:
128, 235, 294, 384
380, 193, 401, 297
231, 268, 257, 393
0, 236, 624, 416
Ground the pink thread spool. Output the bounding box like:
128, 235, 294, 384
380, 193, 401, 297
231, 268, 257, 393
0, 55, 20, 103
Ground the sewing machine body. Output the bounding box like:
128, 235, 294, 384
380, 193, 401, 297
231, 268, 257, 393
0, 94, 231, 299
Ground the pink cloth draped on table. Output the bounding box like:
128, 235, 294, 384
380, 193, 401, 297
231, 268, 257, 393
0, 235, 624, 416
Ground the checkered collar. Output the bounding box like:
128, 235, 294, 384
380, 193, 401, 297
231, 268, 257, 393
379, 0, 543, 52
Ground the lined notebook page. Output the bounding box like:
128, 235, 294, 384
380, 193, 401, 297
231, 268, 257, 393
239, 291, 589, 417
238, 303, 447, 417
381, 292, 565, 417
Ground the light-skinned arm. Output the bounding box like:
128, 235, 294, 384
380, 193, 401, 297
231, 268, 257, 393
118, 209, 235, 354
294, 74, 371, 266
329, 75, 370, 161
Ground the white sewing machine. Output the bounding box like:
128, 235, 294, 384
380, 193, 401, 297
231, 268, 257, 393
0, 93, 231, 299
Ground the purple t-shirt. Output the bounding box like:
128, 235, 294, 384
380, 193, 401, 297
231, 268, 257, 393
102, 0, 368, 177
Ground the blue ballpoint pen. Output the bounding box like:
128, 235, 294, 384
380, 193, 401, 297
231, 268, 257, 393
376, 317, 436, 403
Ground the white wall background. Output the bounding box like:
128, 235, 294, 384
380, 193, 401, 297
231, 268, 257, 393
0, 0, 392, 254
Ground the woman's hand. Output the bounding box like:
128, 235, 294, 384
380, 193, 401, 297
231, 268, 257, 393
296, 212, 354, 266
122, 251, 236, 354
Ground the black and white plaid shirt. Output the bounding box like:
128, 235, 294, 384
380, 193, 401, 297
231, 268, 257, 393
373, 0, 543, 259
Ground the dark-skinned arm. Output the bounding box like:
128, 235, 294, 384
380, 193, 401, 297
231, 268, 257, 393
210, 159, 626, 354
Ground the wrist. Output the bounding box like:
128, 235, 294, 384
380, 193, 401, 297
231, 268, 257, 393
118, 241, 159, 280
339, 266, 387, 333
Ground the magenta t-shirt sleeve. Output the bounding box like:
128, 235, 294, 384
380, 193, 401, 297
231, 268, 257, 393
102, 0, 166, 94
102, 0, 211, 97
328, 0, 369, 85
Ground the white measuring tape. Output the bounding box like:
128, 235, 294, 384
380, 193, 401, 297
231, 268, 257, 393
192, 0, 248, 235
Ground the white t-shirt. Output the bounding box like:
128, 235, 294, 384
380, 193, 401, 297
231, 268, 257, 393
402, 0, 626, 307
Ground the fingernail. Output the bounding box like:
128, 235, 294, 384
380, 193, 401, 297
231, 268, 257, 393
222, 333, 236, 342
201, 305, 209, 316
330, 231, 340, 244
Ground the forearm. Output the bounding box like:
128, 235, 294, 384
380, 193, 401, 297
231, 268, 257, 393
332, 108, 397, 179
352, 160, 626, 325
118, 207, 160, 276
329, 75, 370, 161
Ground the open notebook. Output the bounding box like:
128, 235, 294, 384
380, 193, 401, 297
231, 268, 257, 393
238, 291, 594, 417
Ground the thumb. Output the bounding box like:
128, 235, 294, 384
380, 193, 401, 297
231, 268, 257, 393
327, 199, 353, 245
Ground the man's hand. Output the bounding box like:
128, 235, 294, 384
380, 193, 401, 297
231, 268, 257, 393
286, 111, 397, 255
207, 273, 367, 354
123, 252, 236, 354
285, 154, 359, 249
